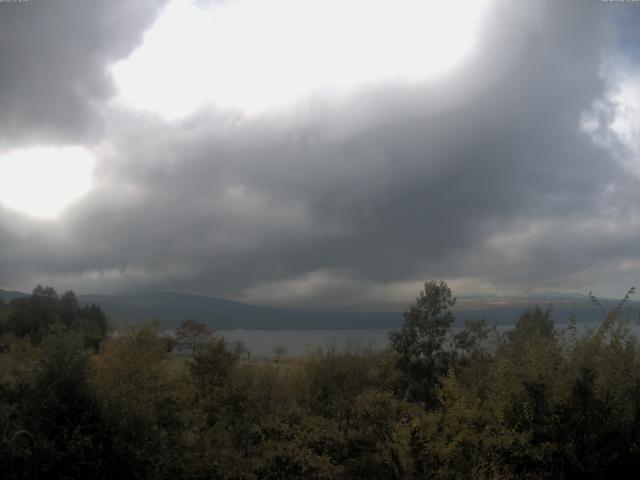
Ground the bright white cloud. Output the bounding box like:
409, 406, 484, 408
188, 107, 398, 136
582, 58, 640, 174
111, 0, 490, 119
610, 76, 640, 159
0, 146, 95, 219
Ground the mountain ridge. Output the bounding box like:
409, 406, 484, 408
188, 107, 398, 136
3, 288, 635, 329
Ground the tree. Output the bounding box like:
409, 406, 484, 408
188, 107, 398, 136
90, 323, 187, 479
389, 280, 456, 408
231, 339, 249, 358
6, 285, 59, 342
175, 318, 216, 353
452, 317, 492, 365
507, 305, 554, 346
3, 286, 108, 348
190, 337, 238, 398
273, 345, 288, 361
77, 302, 108, 351
19, 331, 104, 478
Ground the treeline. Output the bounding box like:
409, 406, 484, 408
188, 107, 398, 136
0, 285, 108, 348
1, 282, 640, 478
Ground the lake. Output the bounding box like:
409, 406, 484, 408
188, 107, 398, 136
216, 321, 640, 358
217, 329, 391, 357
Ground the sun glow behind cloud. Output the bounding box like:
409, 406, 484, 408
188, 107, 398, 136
0, 146, 95, 219
111, 0, 490, 119
581, 58, 640, 177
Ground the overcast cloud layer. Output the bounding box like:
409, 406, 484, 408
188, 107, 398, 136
1, 0, 640, 308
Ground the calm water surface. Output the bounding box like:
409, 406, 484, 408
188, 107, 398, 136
217, 329, 390, 357
216, 322, 640, 358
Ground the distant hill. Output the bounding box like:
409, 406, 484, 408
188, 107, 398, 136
77, 292, 403, 330
454, 293, 640, 326
0, 289, 28, 302
2, 289, 636, 329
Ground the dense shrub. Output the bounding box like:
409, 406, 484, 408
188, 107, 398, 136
2, 283, 640, 478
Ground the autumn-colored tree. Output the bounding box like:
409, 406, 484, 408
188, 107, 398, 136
90, 323, 189, 479
4, 282, 640, 479
190, 336, 238, 398
175, 318, 215, 352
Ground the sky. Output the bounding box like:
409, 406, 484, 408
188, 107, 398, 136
1, 0, 640, 308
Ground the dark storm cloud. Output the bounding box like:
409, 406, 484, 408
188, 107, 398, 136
0, 0, 167, 147
2, 0, 640, 305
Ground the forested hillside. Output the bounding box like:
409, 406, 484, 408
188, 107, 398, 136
1, 282, 640, 479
